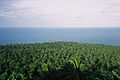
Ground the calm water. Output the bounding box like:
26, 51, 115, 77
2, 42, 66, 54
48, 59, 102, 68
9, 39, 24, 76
0, 28, 120, 46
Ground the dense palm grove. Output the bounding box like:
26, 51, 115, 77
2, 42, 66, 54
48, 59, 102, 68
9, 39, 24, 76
0, 42, 120, 80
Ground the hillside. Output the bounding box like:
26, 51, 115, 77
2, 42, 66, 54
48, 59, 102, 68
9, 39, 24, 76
0, 42, 120, 80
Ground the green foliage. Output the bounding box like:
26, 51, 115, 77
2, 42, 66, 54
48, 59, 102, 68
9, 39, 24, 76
8, 72, 24, 80
42, 63, 49, 72
0, 72, 7, 80
0, 42, 120, 80
112, 71, 120, 79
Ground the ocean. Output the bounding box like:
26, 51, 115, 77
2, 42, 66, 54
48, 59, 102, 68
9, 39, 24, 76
0, 28, 120, 46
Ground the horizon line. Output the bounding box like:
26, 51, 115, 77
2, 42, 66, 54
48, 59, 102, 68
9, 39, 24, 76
0, 26, 120, 29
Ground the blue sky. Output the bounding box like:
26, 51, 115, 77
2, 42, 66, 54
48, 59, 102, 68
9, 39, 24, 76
0, 0, 120, 28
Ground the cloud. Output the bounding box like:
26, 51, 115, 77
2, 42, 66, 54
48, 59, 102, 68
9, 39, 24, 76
0, 0, 120, 27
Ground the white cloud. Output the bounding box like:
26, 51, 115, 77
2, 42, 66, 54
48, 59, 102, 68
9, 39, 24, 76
0, 0, 120, 27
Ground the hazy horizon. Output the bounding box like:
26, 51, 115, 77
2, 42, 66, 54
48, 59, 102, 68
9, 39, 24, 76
0, 28, 120, 46
0, 26, 120, 28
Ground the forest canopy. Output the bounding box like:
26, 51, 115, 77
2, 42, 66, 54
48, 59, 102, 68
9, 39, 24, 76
0, 42, 120, 80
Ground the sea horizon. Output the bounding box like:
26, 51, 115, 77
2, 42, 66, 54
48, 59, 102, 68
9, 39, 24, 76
0, 27, 120, 46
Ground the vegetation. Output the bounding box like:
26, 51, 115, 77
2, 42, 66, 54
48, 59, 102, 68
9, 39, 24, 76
0, 42, 120, 80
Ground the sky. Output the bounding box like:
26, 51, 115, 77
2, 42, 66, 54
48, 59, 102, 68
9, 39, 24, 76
0, 0, 120, 28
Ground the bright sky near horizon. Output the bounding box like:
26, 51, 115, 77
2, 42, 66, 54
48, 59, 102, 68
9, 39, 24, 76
0, 0, 120, 28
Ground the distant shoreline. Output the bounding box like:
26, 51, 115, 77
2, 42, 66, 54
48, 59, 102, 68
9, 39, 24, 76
0, 41, 120, 47
0, 28, 120, 46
